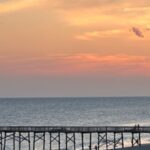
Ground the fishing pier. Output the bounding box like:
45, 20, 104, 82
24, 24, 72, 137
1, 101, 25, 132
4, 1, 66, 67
0, 126, 149, 150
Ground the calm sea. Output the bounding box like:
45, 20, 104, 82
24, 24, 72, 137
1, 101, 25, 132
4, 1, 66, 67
0, 97, 149, 126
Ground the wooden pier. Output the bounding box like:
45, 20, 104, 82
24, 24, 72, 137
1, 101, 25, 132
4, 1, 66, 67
0, 126, 149, 150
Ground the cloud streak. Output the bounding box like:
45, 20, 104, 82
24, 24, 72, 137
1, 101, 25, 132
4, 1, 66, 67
75, 29, 123, 40
0, 54, 150, 77
0, 0, 42, 14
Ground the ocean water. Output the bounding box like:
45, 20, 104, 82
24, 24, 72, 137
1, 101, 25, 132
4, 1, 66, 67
0, 97, 150, 126
0, 97, 150, 149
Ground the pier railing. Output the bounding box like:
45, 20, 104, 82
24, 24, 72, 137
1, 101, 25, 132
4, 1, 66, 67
0, 126, 148, 150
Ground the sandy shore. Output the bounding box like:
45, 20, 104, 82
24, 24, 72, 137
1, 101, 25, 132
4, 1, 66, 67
117, 144, 150, 150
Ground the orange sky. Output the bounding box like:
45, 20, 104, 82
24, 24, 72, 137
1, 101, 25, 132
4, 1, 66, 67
0, 0, 150, 96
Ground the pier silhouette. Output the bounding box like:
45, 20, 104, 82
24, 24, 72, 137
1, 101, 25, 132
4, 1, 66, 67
0, 126, 148, 150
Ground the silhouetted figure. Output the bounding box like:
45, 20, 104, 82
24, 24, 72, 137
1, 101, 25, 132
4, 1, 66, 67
94, 145, 97, 150
138, 124, 140, 130
136, 139, 139, 144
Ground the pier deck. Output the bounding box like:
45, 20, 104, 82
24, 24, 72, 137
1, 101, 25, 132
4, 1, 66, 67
0, 126, 149, 133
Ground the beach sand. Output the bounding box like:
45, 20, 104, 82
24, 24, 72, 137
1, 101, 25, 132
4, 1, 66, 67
117, 144, 150, 150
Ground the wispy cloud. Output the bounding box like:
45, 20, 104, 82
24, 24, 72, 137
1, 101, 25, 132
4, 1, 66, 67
145, 27, 150, 31
0, 0, 43, 14
0, 54, 150, 77
75, 29, 123, 40
123, 7, 150, 13
54, 0, 121, 9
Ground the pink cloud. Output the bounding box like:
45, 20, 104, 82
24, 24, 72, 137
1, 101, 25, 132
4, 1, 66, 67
0, 54, 150, 77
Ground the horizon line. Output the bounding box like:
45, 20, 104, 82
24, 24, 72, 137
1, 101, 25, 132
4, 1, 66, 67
0, 96, 150, 99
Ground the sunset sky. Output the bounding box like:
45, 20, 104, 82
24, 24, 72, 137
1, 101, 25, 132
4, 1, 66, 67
0, 0, 150, 97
